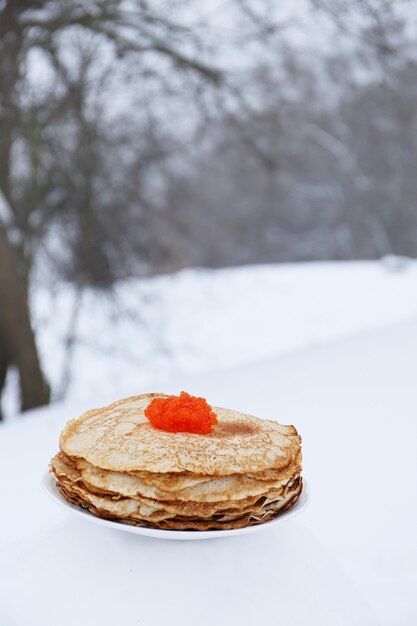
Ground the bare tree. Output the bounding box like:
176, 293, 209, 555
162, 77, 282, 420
160, 4, 417, 267
0, 0, 227, 416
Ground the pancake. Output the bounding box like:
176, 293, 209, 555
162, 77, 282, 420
56, 478, 302, 530
56, 478, 300, 523
51, 393, 303, 531
74, 457, 298, 502
60, 393, 300, 475
51, 452, 299, 517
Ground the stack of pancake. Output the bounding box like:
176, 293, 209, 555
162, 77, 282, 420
51, 393, 302, 531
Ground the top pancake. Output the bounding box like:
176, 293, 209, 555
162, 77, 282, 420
60, 393, 301, 476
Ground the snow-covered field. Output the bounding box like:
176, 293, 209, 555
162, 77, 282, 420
1, 259, 417, 625
5, 258, 417, 417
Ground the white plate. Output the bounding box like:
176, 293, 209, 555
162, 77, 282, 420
42, 472, 309, 541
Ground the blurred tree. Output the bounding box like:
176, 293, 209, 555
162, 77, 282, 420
0, 0, 228, 417
161, 0, 417, 267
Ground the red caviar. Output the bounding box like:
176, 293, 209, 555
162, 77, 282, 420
145, 392, 217, 434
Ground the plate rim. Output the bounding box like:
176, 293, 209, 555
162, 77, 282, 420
42, 470, 309, 541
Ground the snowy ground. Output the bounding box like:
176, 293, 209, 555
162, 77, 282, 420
4, 258, 417, 417
1, 260, 417, 624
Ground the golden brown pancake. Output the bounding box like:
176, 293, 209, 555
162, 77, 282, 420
60, 393, 300, 475
51, 393, 302, 531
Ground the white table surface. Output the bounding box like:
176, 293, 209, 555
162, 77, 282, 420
3, 320, 416, 625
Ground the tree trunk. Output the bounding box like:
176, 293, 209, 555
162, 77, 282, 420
0, 339, 10, 421
0, 3, 49, 415
0, 228, 49, 412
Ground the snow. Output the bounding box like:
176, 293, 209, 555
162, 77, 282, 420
155, 319, 417, 625
20, 259, 417, 415
1, 260, 417, 624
